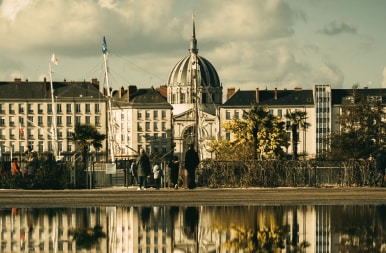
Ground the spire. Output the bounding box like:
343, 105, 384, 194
189, 13, 198, 55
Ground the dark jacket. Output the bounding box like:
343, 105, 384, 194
184, 148, 199, 171
376, 150, 386, 172
137, 152, 151, 176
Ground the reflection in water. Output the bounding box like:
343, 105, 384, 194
0, 205, 386, 252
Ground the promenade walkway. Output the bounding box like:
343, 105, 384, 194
1, 186, 386, 208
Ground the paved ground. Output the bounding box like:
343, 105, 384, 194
1, 186, 386, 208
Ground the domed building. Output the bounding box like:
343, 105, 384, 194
167, 17, 222, 161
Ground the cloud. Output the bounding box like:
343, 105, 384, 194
319, 20, 357, 36
0, 0, 31, 21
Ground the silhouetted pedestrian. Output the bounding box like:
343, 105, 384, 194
184, 144, 199, 189
136, 149, 150, 190
375, 147, 386, 187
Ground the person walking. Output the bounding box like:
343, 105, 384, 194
184, 144, 199, 189
153, 163, 161, 190
11, 158, 20, 177
26, 151, 38, 180
136, 148, 151, 190
129, 159, 138, 186
375, 147, 386, 187
169, 155, 180, 189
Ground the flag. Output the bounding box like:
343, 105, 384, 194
102, 36, 108, 54
19, 118, 24, 135
51, 53, 58, 65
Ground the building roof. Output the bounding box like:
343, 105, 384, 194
0, 78, 102, 100
222, 88, 314, 107
112, 88, 173, 110
331, 88, 386, 105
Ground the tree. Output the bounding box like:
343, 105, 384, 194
285, 110, 310, 160
68, 124, 106, 170
329, 87, 386, 159
211, 105, 288, 160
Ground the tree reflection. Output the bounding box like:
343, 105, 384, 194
333, 205, 386, 252
69, 225, 106, 250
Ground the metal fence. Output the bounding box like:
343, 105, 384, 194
88, 159, 377, 189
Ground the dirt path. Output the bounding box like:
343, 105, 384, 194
1, 187, 386, 208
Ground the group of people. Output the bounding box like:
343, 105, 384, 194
11, 146, 38, 180
129, 143, 200, 190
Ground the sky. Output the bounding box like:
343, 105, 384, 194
1, 0, 385, 94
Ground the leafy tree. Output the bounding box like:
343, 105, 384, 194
285, 110, 311, 160
211, 105, 288, 160
68, 124, 106, 170
329, 87, 386, 159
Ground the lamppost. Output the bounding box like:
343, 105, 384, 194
86, 139, 94, 189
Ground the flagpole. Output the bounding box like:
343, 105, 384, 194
49, 61, 58, 160
102, 37, 115, 163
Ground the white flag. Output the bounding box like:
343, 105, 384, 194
51, 53, 58, 65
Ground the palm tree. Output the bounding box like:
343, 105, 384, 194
68, 124, 106, 169
244, 105, 270, 160
285, 110, 310, 160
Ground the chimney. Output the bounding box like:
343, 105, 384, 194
274, 88, 278, 100
119, 86, 124, 98
14, 78, 21, 83
227, 88, 236, 100
91, 78, 99, 90
255, 88, 259, 103
127, 85, 138, 101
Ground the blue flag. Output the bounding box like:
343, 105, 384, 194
102, 36, 107, 54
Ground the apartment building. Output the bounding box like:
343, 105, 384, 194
0, 78, 107, 160
111, 86, 173, 159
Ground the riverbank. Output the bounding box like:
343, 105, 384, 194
1, 186, 386, 208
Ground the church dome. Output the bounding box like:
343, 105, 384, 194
167, 54, 220, 88
167, 17, 221, 88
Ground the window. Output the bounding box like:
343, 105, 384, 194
27, 104, 33, 114
0, 104, 4, 114
76, 104, 81, 113
48, 116, 52, 125
66, 104, 72, 113
95, 104, 100, 113
66, 116, 72, 126
9, 104, 14, 114
86, 104, 91, 113
234, 110, 239, 119
38, 104, 43, 114
67, 143, 72, 152
154, 122, 158, 131
0, 117, 4, 126
145, 122, 150, 131
57, 116, 62, 126
47, 104, 52, 113
162, 110, 166, 119
9, 116, 15, 126
137, 111, 142, 119
226, 110, 231, 120
86, 116, 90, 124
162, 122, 166, 130
95, 116, 100, 126
137, 123, 142, 132
180, 93, 185, 103
57, 104, 62, 113
18, 104, 24, 113
27, 116, 33, 126
278, 109, 282, 117
75, 116, 81, 124
153, 110, 158, 119
38, 116, 43, 126
145, 111, 150, 119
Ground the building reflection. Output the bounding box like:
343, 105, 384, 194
0, 204, 385, 252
